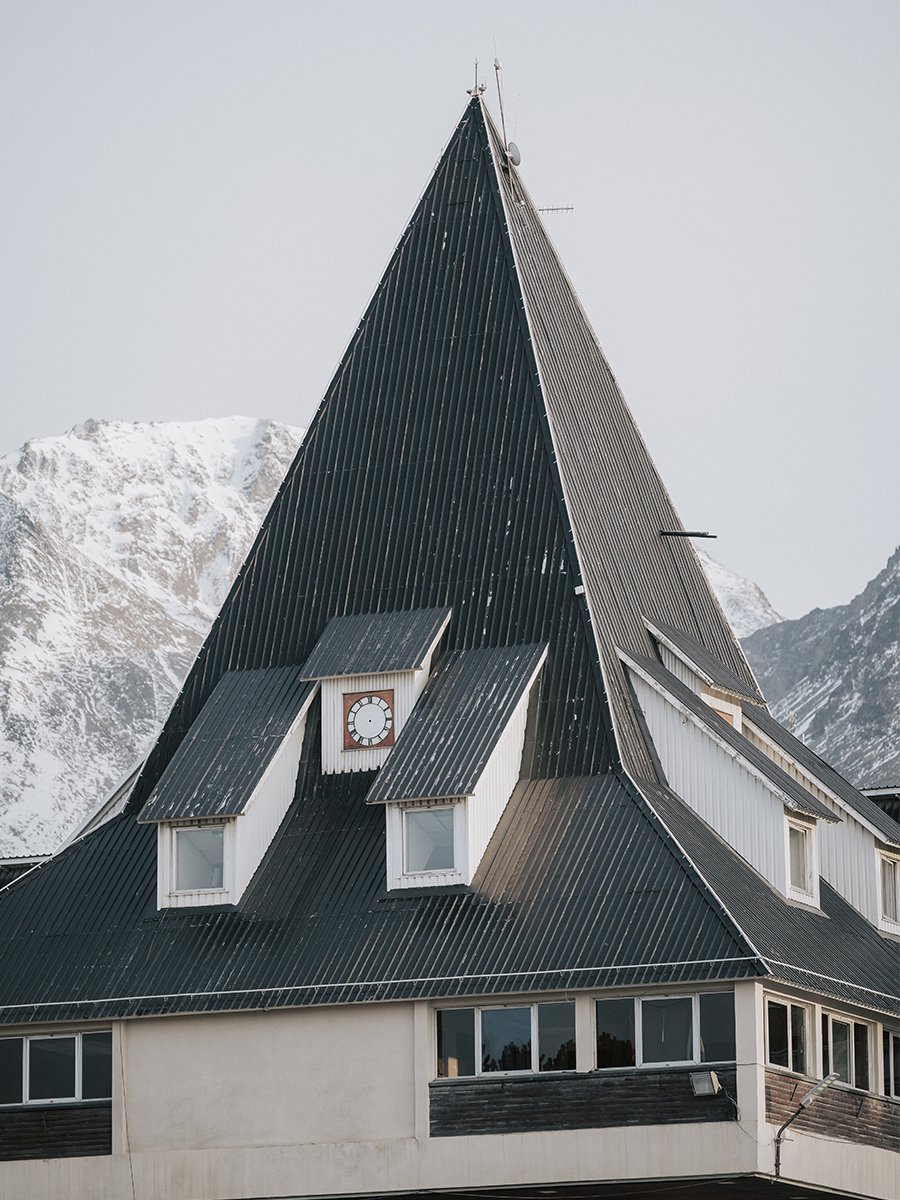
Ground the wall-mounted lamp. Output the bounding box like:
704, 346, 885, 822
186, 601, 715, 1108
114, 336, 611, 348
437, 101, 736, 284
690, 1070, 722, 1097
774, 1072, 839, 1177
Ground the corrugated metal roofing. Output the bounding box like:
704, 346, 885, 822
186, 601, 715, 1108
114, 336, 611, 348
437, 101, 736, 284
300, 607, 451, 680
138, 669, 316, 822
366, 643, 547, 804
647, 618, 764, 703
641, 780, 900, 1016
743, 706, 900, 848
0, 725, 764, 1023
623, 652, 839, 824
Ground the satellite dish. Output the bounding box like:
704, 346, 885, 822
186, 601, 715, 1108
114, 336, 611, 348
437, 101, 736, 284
506, 142, 522, 167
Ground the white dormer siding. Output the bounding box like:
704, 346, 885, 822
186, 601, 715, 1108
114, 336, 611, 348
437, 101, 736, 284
320, 660, 433, 775
658, 644, 704, 695
628, 670, 818, 901
157, 700, 312, 909
386, 676, 533, 889
742, 718, 895, 928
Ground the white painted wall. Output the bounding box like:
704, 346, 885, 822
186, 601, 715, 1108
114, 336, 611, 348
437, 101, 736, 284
320, 663, 431, 774
658, 644, 704, 694
630, 673, 788, 890
466, 683, 532, 873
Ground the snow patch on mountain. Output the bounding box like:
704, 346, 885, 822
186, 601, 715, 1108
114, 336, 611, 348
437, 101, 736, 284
696, 549, 783, 638
0, 418, 303, 857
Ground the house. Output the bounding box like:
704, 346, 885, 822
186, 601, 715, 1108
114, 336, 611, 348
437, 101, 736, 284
0, 92, 897, 1200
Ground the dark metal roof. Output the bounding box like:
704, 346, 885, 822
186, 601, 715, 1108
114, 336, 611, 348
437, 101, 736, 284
742, 706, 900, 848
622, 652, 839, 824
300, 607, 451, 680
366, 643, 547, 804
0, 715, 764, 1023
646, 618, 764, 703
139, 669, 316, 822
641, 780, 900, 1016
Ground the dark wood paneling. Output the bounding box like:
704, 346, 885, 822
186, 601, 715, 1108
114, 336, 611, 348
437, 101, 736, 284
765, 1069, 899, 1153
430, 1068, 737, 1137
0, 1102, 112, 1160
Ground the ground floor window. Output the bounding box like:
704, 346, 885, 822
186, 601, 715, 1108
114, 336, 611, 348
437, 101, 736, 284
766, 998, 808, 1074
436, 1002, 575, 1077
822, 1012, 870, 1090
595, 991, 735, 1069
0, 1031, 112, 1106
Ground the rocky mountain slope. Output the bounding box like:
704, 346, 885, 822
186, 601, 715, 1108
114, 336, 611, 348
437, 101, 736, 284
696, 548, 782, 637
0, 418, 303, 857
742, 548, 900, 788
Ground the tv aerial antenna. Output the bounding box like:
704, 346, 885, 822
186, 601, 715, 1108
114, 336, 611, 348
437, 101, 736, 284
493, 54, 521, 168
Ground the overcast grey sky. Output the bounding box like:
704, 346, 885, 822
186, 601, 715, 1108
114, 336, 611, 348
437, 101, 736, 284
1, 0, 897, 619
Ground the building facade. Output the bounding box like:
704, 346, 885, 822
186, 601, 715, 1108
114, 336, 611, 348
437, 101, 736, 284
0, 94, 897, 1200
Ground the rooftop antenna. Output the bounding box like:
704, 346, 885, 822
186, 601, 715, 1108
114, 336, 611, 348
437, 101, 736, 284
493, 53, 521, 168
467, 58, 486, 97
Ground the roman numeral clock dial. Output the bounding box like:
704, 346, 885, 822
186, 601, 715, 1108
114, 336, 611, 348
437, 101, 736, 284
343, 690, 395, 750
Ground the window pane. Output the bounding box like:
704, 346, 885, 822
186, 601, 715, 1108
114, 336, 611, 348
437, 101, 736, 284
404, 809, 454, 873
596, 999, 635, 1068
175, 827, 224, 890
893, 1034, 900, 1099
882, 858, 898, 921
481, 1007, 531, 1072
789, 826, 808, 891
29, 1037, 76, 1101
790, 1005, 806, 1075
82, 1032, 113, 1100
538, 1003, 575, 1071
853, 1023, 869, 1091
883, 1032, 892, 1097
437, 1009, 475, 1078
767, 1001, 789, 1067
0, 1038, 23, 1104
700, 993, 735, 1062
831, 1019, 851, 1084
642, 997, 693, 1064
821, 1013, 830, 1076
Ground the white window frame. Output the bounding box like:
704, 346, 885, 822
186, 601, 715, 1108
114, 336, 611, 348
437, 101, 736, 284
158, 819, 235, 907
435, 1000, 577, 1078
784, 815, 819, 905
764, 994, 810, 1075
877, 848, 900, 933
0, 1031, 113, 1107
387, 800, 467, 889
821, 1009, 873, 1091
594, 991, 736, 1070
883, 1028, 900, 1098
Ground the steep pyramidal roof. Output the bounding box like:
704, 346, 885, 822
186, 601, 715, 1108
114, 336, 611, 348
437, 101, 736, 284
128, 95, 754, 811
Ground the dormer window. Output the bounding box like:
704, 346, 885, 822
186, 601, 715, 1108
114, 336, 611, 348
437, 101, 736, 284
369, 642, 548, 890
785, 816, 818, 904
300, 607, 451, 775
878, 850, 900, 931
139, 667, 316, 909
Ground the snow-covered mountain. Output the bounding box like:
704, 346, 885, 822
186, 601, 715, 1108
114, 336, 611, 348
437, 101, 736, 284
0, 418, 303, 857
742, 548, 900, 788
696, 549, 782, 637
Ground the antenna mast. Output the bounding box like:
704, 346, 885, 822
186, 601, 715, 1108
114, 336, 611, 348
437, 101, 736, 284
494, 56, 510, 152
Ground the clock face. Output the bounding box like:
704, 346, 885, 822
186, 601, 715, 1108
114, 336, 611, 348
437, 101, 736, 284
343, 689, 395, 750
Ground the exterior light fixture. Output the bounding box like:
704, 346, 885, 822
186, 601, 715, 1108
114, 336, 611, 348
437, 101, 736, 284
690, 1070, 721, 1096
774, 1072, 839, 1177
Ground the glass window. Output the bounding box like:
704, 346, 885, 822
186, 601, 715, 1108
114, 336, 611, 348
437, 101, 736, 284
767, 999, 807, 1074
537, 1002, 575, 1071
175, 826, 224, 891
0, 1038, 23, 1105
788, 823, 810, 892
831, 1019, 851, 1084
642, 997, 693, 1065
81, 1032, 113, 1100
853, 1023, 869, 1091
436, 1008, 475, 1078
404, 808, 454, 873
791, 1004, 807, 1075
28, 1037, 76, 1101
481, 1007, 531, 1072
822, 1012, 871, 1089
700, 993, 735, 1063
884, 1030, 900, 1098
881, 856, 899, 922
596, 998, 635, 1068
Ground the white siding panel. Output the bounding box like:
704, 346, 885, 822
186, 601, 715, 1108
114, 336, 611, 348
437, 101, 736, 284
632, 674, 785, 889
659, 646, 703, 695
233, 711, 309, 899
321, 664, 431, 774
742, 722, 881, 923
467, 686, 531, 872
